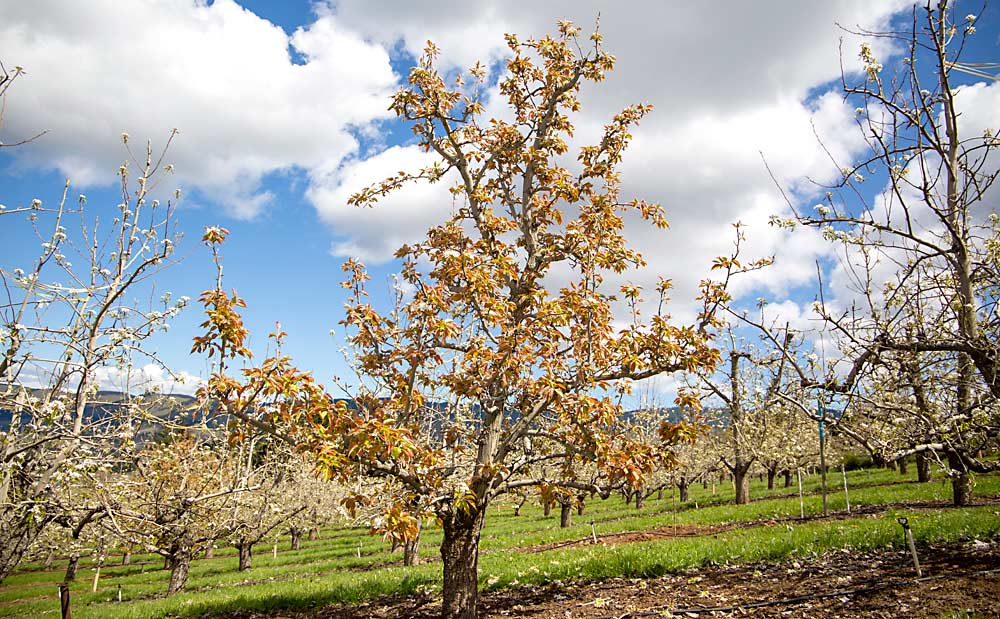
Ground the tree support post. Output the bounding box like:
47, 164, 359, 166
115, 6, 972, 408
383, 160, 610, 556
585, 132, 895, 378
898, 517, 922, 577
841, 463, 850, 514
59, 583, 70, 619
797, 468, 805, 519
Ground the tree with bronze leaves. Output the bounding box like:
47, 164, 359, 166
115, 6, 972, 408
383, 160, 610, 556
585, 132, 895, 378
326, 23, 760, 619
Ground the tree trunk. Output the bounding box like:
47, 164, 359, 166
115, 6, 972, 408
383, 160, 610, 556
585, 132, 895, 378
916, 452, 932, 483
657, 489, 664, 500
948, 451, 973, 506
121, 551, 131, 566
559, 502, 572, 528
64, 553, 80, 582
204, 546, 214, 559
308, 527, 318, 541
897, 456, 909, 475
290, 528, 303, 551
678, 479, 689, 503
403, 521, 421, 567
167, 547, 191, 595
634, 492, 645, 510
577, 496, 586, 516
542, 501, 552, 517
44, 551, 55, 570
440, 507, 485, 619
237, 542, 253, 571
766, 467, 776, 490
733, 465, 751, 505
784, 470, 792, 488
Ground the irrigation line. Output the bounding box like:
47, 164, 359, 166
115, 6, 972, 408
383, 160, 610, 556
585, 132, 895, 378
584, 478, 992, 533
593, 567, 1000, 618
518, 498, 1000, 555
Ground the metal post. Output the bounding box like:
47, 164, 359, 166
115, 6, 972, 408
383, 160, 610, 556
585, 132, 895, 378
898, 517, 922, 577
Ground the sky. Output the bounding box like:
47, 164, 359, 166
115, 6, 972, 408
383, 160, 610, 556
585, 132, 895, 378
1, 1, 998, 399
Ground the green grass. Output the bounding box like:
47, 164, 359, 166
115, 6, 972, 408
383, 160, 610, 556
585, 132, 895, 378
2, 467, 997, 618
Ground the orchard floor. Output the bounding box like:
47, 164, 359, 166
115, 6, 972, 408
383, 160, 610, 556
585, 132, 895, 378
224, 540, 1000, 619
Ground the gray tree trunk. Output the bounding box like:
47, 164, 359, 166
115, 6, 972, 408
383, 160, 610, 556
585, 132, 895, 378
916, 452, 932, 483
440, 507, 485, 619
403, 521, 421, 567
948, 451, 973, 506
64, 553, 80, 582
237, 542, 253, 571
559, 502, 572, 528
167, 548, 191, 595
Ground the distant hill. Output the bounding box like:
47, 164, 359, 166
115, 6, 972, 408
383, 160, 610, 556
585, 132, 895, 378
0, 387, 199, 441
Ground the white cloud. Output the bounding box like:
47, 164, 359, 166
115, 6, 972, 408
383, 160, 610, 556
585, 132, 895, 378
307, 145, 459, 263
310, 0, 907, 322
3, 0, 957, 329
14, 361, 201, 396
94, 363, 203, 396
0, 0, 397, 218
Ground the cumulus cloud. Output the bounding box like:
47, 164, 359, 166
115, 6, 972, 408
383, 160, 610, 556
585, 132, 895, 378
0, 0, 397, 218
94, 363, 203, 396
14, 362, 201, 396
307, 145, 459, 263
9, 0, 995, 346
308, 0, 909, 321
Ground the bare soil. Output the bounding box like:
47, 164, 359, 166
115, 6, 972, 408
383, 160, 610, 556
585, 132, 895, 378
228, 540, 1000, 618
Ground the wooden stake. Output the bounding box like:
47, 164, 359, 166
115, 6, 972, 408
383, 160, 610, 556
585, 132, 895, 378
272, 542, 278, 559
59, 583, 71, 619
590, 520, 598, 545
841, 464, 851, 514
797, 469, 805, 519
91, 566, 100, 593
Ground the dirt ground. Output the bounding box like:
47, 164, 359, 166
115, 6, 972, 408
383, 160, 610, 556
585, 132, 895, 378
236, 540, 1000, 619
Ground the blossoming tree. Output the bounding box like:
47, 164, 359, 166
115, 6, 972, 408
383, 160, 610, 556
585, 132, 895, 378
0, 134, 185, 583
762, 1, 999, 505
